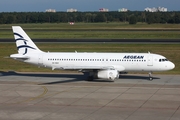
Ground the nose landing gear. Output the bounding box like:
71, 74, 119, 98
149, 72, 153, 81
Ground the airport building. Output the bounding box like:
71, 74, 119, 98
45, 9, 56, 12
67, 8, 77, 12
118, 8, 128, 12
145, 7, 167, 12
99, 8, 109, 12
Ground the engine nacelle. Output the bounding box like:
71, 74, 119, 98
97, 70, 119, 81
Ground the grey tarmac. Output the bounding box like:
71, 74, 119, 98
0, 71, 180, 120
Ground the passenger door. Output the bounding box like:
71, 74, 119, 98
147, 56, 153, 66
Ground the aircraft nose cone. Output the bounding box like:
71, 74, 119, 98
169, 62, 175, 70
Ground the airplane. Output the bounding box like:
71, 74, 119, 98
10, 26, 175, 81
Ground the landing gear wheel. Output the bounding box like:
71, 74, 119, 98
149, 77, 153, 81
87, 76, 94, 81
149, 72, 153, 81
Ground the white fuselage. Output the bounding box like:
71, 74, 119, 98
24, 52, 175, 72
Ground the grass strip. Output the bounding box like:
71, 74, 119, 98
1, 31, 180, 39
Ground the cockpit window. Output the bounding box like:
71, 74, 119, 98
159, 58, 169, 62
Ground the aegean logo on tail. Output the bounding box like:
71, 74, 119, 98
14, 32, 36, 55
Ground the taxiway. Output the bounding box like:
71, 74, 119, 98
0, 71, 179, 120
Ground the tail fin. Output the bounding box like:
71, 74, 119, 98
12, 26, 43, 54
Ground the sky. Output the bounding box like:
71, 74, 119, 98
0, 0, 179, 12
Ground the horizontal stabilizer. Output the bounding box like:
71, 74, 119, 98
10, 54, 29, 60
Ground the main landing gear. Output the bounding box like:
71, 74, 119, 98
87, 75, 94, 81
83, 71, 96, 81
149, 72, 153, 81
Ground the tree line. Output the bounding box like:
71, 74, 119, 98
0, 11, 180, 24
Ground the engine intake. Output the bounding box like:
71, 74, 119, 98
97, 70, 119, 81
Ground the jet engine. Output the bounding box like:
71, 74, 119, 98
97, 70, 119, 81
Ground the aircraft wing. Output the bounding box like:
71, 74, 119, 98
59, 66, 114, 70
54, 65, 125, 71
